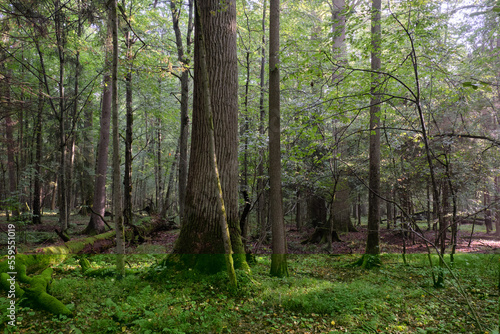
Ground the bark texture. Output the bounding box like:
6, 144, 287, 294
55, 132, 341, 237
170, 0, 193, 224
169, 0, 247, 273
84, 14, 112, 235
365, 0, 382, 257
269, 0, 288, 277
110, 0, 125, 277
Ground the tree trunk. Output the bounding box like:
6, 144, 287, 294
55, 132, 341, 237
332, 179, 353, 233
3, 71, 19, 218
110, 0, 125, 277
484, 187, 493, 234
307, 194, 327, 227
84, 14, 113, 235
161, 142, 180, 218
436, 180, 450, 287
169, 0, 248, 274
329, 0, 346, 58
170, 0, 193, 224
495, 175, 500, 236
269, 0, 288, 277
257, 0, 268, 241
55, 0, 68, 232
155, 118, 163, 213
33, 80, 44, 224
123, 26, 134, 228
196, 2, 237, 285
365, 0, 382, 257
296, 189, 302, 230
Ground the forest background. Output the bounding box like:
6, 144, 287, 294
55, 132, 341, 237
0, 0, 499, 333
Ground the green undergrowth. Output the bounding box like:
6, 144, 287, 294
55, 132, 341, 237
0, 253, 498, 333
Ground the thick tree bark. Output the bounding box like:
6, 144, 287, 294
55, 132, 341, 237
365, 0, 382, 257
269, 0, 288, 277
84, 14, 113, 235
196, 1, 237, 285
169, 0, 247, 274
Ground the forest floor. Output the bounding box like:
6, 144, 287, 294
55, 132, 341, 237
0, 213, 499, 333
4, 212, 498, 255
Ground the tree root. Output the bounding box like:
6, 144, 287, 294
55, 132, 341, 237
0, 255, 72, 316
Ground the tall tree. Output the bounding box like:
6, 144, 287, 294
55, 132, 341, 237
111, 0, 125, 277
168, 0, 248, 273
121, 1, 137, 230
269, 0, 288, 277
257, 0, 268, 240
123, 4, 134, 228
54, 0, 69, 232
196, 0, 237, 285
84, 5, 113, 235
364, 0, 382, 262
169, 0, 193, 224
2, 70, 18, 218
32, 80, 44, 224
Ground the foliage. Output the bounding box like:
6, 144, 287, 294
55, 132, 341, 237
0, 253, 497, 333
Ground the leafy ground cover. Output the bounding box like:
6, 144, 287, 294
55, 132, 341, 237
0, 252, 498, 333
0, 214, 499, 333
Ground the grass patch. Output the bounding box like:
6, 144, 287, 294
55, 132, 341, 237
0, 253, 498, 333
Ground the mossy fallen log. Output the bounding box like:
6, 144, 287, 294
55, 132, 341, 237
34, 217, 171, 255
0, 219, 171, 317
35, 230, 117, 255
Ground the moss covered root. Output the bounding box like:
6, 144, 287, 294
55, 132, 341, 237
0, 255, 72, 316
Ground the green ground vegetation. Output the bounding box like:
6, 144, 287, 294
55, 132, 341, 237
0, 252, 498, 334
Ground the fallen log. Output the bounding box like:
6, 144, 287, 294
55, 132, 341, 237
34, 216, 174, 255
0, 218, 175, 317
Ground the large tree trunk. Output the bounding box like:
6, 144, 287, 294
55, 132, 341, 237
169, 0, 248, 274
307, 194, 327, 227
269, 0, 288, 277
331, 179, 354, 233
84, 15, 113, 235
365, 0, 382, 258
